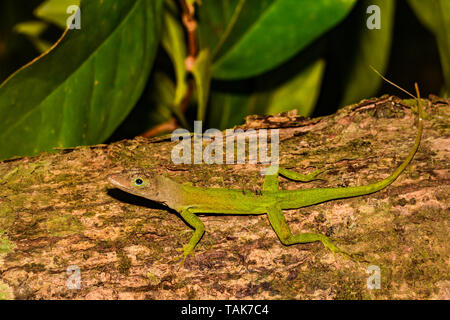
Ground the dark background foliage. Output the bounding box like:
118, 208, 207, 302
0, 0, 447, 160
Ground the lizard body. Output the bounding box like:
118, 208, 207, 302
108, 86, 423, 261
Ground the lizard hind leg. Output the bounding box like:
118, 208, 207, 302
278, 167, 326, 182
262, 166, 325, 193
266, 205, 352, 259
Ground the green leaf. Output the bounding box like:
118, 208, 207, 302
204, 0, 356, 80
408, 0, 450, 96
192, 49, 212, 121
340, 0, 395, 105
258, 59, 325, 116
13, 21, 48, 37
161, 1, 188, 107
13, 21, 52, 53
208, 85, 252, 130
148, 72, 189, 130
108, 72, 182, 139
207, 41, 326, 129
34, 0, 81, 29
0, 0, 163, 160
148, 73, 176, 125
208, 56, 325, 130
197, 0, 255, 56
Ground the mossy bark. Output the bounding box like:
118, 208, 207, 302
0, 95, 448, 300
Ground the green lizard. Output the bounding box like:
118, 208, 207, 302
108, 84, 423, 262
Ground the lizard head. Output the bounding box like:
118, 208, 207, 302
107, 170, 180, 205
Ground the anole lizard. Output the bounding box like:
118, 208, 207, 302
108, 83, 424, 262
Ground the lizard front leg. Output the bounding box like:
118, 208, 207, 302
265, 205, 352, 259
178, 207, 205, 259
278, 167, 325, 182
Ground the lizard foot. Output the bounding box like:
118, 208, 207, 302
321, 236, 358, 261
172, 246, 195, 267
325, 237, 368, 263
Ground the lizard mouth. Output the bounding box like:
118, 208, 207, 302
107, 174, 149, 199
107, 175, 133, 192
107, 175, 121, 186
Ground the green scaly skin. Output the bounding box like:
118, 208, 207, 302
108, 92, 423, 263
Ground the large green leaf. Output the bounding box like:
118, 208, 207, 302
0, 0, 163, 160
340, 0, 395, 105
408, 0, 450, 96
200, 0, 356, 80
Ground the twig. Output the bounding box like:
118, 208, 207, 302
141, 118, 178, 138
179, 0, 198, 66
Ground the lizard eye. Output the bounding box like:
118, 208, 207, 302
134, 178, 144, 186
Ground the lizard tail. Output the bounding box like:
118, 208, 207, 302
295, 83, 423, 206
344, 83, 423, 194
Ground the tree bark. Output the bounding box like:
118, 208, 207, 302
0, 95, 448, 300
